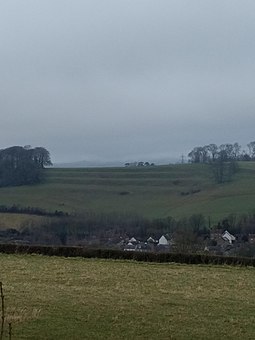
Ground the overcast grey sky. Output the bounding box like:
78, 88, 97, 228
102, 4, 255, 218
1, 1, 255, 164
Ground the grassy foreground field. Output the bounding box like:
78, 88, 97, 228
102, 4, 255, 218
0, 162, 255, 227
0, 254, 255, 339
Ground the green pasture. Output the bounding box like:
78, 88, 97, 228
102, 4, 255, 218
0, 162, 255, 227
0, 254, 254, 339
0, 214, 47, 230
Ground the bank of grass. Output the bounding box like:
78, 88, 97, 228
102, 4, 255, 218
0, 213, 47, 230
0, 162, 255, 227
0, 254, 254, 339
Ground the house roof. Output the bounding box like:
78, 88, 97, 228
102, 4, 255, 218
147, 236, 157, 243
222, 230, 236, 241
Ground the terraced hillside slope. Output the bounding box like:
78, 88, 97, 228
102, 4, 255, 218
0, 162, 255, 228
0, 254, 254, 339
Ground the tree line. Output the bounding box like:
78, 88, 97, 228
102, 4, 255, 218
187, 142, 255, 183
10, 212, 209, 247
34, 212, 255, 257
188, 141, 255, 164
1, 210, 255, 256
0, 145, 52, 187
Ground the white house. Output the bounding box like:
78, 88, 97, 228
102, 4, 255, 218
158, 235, 169, 246
222, 230, 236, 244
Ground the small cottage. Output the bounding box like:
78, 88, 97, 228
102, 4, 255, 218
222, 230, 236, 244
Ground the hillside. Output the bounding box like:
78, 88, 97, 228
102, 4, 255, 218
0, 254, 254, 339
0, 162, 255, 228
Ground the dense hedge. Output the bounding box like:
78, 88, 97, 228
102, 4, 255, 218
0, 244, 254, 266
0, 205, 69, 217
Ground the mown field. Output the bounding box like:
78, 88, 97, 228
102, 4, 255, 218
0, 254, 254, 339
0, 162, 255, 228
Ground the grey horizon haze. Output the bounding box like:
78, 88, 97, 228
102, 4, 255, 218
1, 0, 255, 164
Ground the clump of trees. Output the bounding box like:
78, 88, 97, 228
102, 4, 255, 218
187, 142, 255, 183
217, 212, 255, 235
188, 142, 255, 164
124, 162, 155, 167
0, 146, 52, 187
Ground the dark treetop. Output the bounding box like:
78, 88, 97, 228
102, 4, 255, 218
0, 146, 52, 187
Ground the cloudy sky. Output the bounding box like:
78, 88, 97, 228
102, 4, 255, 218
1, 1, 255, 164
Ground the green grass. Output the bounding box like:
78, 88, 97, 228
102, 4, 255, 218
0, 254, 255, 339
0, 162, 255, 226
0, 214, 47, 230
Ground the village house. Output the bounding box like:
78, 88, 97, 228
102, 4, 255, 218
156, 235, 172, 252
158, 235, 169, 246
222, 230, 236, 244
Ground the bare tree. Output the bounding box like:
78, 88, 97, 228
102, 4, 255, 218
247, 141, 255, 160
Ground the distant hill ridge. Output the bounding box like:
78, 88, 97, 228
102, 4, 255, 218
54, 157, 178, 168
54, 160, 124, 168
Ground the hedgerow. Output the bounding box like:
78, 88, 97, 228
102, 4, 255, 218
0, 244, 254, 266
